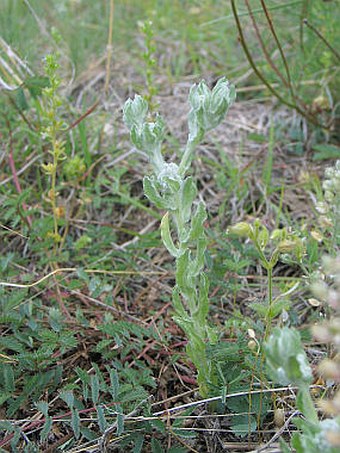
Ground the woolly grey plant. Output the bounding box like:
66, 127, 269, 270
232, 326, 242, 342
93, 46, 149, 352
265, 327, 340, 452
314, 160, 340, 249
123, 78, 236, 396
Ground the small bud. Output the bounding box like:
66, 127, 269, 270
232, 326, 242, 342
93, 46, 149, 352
227, 222, 252, 237
188, 77, 236, 139
312, 95, 330, 111
274, 408, 285, 428
54, 206, 65, 219
248, 328, 256, 339
310, 230, 324, 242
308, 298, 321, 307
248, 339, 257, 351
271, 228, 286, 242
276, 240, 295, 253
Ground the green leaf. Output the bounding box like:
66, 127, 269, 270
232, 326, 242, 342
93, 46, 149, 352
312, 144, 340, 161
230, 414, 257, 437
109, 368, 119, 401
172, 286, 187, 318
80, 426, 97, 441
265, 327, 313, 386
249, 302, 267, 317
117, 412, 124, 436
172, 428, 197, 439
271, 298, 291, 318
168, 447, 189, 453
71, 408, 80, 439
189, 201, 207, 241
91, 374, 100, 405
40, 415, 52, 442
180, 177, 197, 223
161, 213, 180, 257
123, 95, 148, 131
24, 76, 50, 97
132, 434, 144, 453
60, 390, 74, 408
96, 405, 107, 433
197, 273, 209, 322
143, 176, 167, 210
36, 401, 49, 416
15, 88, 29, 110
3, 364, 15, 393
279, 437, 292, 453
149, 418, 166, 434
151, 437, 164, 453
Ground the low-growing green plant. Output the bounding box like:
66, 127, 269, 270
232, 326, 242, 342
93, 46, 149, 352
227, 220, 304, 339
40, 53, 67, 247
139, 19, 158, 111
123, 77, 236, 397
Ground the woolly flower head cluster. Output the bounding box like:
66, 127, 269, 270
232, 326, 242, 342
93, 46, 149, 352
315, 160, 340, 230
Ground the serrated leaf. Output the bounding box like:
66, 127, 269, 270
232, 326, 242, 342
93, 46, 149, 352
96, 405, 107, 433
60, 390, 74, 409
80, 426, 97, 441
117, 412, 124, 436
40, 415, 52, 441
151, 437, 164, 453
24, 76, 49, 97
109, 368, 119, 401
36, 401, 49, 416
249, 302, 267, 317
312, 144, 340, 161
230, 414, 257, 438
3, 364, 15, 393
91, 374, 100, 405
71, 408, 80, 439
132, 434, 144, 453
172, 428, 197, 439
271, 298, 291, 318
15, 88, 29, 110
149, 418, 166, 434
0, 393, 11, 406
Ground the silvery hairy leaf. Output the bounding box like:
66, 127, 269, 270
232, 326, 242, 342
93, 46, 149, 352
180, 177, 197, 224
265, 327, 313, 386
160, 212, 180, 258
123, 95, 148, 132
189, 201, 207, 241
143, 176, 170, 210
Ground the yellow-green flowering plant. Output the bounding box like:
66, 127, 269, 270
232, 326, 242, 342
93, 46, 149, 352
227, 220, 304, 339
124, 78, 235, 397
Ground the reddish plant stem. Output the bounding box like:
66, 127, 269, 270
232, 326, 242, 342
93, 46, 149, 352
245, 0, 289, 88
